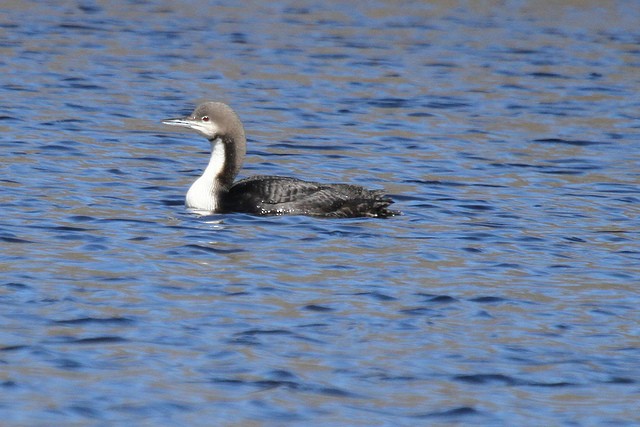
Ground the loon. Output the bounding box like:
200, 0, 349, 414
162, 102, 399, 218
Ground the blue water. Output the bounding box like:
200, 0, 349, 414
1, 1, 639, 425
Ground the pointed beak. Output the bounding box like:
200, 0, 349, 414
162, 117, 195, 128
162, 114, 218, 138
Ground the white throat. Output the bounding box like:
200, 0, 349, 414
185, 137, 226, 211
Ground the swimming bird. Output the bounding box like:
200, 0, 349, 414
162, 102, 399, 218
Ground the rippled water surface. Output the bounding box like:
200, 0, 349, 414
1, 1, 639, 425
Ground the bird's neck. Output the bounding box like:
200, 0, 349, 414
185, 136, 237, 211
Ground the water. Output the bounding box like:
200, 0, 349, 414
1, 1, 639, 425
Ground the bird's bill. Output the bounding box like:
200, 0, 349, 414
162, 117, 195, 128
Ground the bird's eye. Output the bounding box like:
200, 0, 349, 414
202, 116, 209, 122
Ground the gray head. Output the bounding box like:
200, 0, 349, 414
163, 102, 247, 182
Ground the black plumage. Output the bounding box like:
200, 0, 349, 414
224, 176, 397, 218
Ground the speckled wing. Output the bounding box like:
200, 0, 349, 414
224, 176, 398, 218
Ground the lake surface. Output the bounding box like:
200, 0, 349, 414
1, 1, 639, 425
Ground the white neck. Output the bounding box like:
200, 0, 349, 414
185, 137, 226, 211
